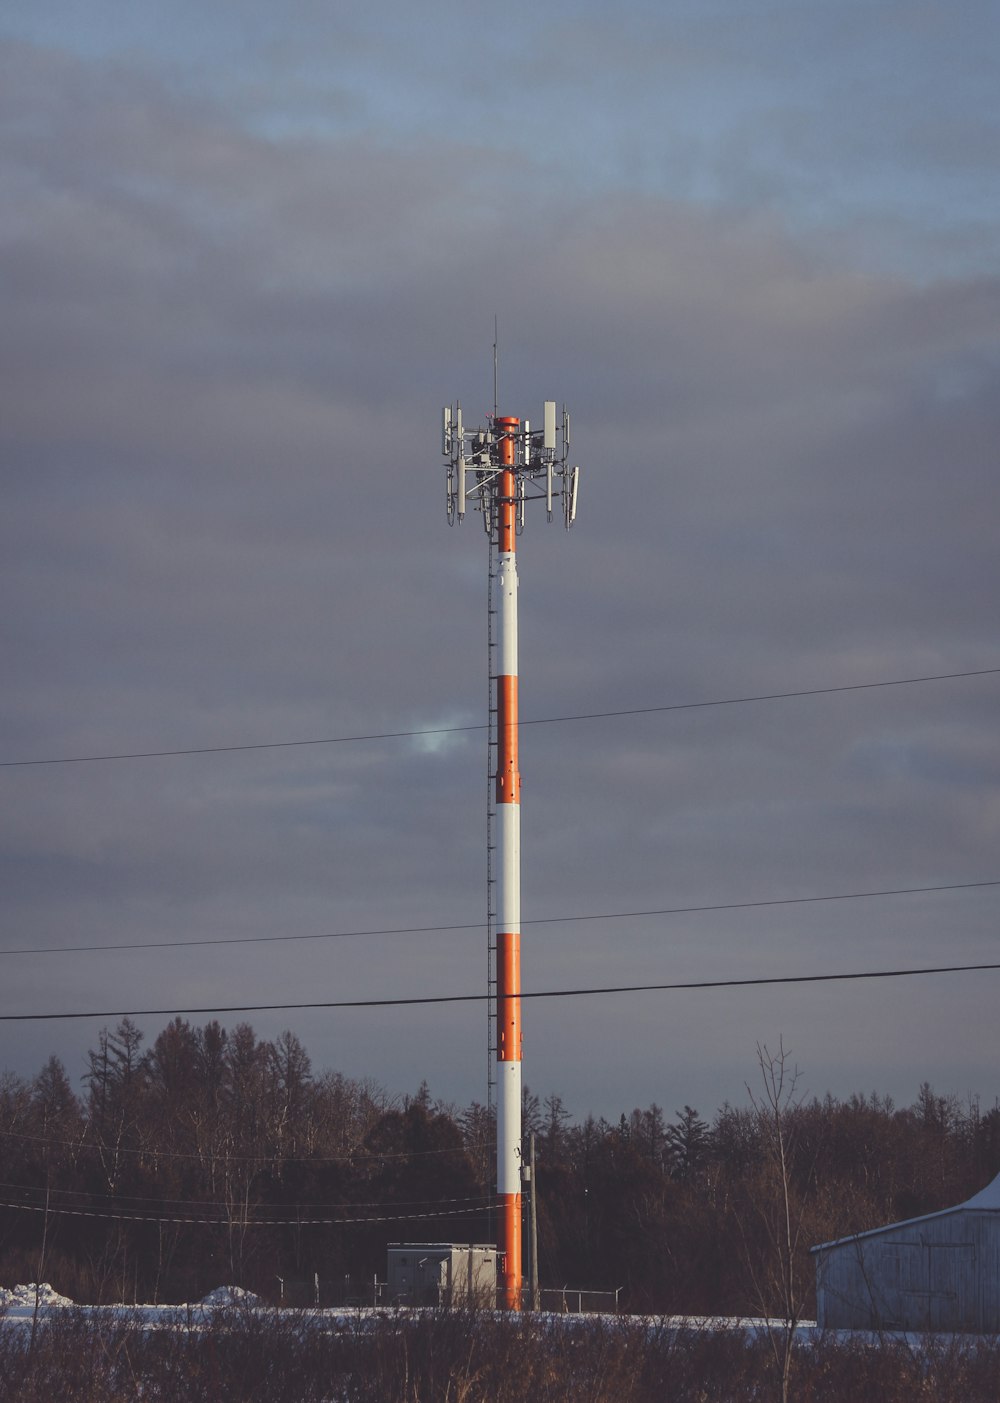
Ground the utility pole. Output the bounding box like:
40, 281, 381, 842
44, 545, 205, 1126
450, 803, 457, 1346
443, 389, 578, 1309
527, 1130, 540, 1310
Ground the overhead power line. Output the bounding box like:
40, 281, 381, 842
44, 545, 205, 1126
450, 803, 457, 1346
3, 665, 997, 769
0, 1125, 484, 1165
0, 1198, 491, 1229
0, 1179, 489, 1215
2, 879, 997, 959
2, 959, 999, 1022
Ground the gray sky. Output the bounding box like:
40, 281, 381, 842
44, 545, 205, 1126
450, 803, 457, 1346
2, 0, 999, 1124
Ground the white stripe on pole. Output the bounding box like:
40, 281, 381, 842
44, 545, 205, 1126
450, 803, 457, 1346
497, 1059, 522, 1194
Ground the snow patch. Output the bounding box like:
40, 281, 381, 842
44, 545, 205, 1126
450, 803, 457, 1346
198, 1286, 262, 1307
0, 1283, 74, 1308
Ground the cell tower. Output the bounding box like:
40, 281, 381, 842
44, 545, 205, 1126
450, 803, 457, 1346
442, 387, 578, 1309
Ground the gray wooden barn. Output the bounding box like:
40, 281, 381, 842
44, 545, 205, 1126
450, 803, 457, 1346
812, 1172, 1000, 1331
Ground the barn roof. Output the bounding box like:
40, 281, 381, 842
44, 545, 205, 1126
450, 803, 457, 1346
811, 1170, 1000, 1254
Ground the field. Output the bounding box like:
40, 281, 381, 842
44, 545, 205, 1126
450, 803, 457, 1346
4, 1289, 1000, 1402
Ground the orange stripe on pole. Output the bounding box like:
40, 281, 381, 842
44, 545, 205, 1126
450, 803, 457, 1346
500, 1193, 522, 1308
496, 417, 518, 554
496, 929, 522, 1061
498, 470, 516, 553
496, 677, 520, 803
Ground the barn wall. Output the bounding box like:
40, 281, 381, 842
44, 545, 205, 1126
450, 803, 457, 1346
815, 1211, 1000, 1332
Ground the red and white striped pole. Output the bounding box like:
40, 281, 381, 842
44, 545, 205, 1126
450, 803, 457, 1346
443, 388, 577, 1313
494, 416, 522, 1309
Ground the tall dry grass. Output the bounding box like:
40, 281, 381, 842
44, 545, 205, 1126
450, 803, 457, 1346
2, 1307, 1000, 1402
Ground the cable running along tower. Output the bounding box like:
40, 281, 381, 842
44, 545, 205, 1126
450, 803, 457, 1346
442, 388, 578, 1309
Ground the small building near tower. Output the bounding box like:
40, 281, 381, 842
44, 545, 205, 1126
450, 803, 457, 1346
812, 1172, 1000, 1331
386, 1243, 496, 1307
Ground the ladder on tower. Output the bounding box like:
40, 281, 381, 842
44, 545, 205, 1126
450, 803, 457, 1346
486, 528, 498, 1206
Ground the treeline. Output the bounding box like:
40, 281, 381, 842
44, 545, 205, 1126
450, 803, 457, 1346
1, 1018, 999, 1312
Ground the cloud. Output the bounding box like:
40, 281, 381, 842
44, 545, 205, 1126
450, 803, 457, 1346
1, 33, 999, 1117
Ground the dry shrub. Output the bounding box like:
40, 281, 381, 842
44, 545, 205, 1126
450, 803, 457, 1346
2, 1309, 1000, 1402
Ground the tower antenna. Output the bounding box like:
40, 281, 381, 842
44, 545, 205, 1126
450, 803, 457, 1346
442, 371, 580, 1309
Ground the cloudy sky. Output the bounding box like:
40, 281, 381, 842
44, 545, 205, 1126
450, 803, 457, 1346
3, 0, 999, 1125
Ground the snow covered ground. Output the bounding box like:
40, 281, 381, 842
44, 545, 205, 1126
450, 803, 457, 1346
0, 1282, 822, 1335
9, 1283, 979, 1351
0, 1283, 74, 1310
0, 1281, 265, 1328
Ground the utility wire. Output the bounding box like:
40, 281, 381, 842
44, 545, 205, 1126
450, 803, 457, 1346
3, 879, 997, 959
0, 1125, 487, 1165
0, 1179, 490, 1214
0, 1198, 491, 1228
3, 666, 997, 769
3, 959, 1000, 1022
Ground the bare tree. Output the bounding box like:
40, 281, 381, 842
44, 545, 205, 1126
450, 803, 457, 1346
741, 1039, 815, 1403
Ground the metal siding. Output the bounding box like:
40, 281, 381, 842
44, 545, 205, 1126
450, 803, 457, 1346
387, 1244, 496, 1307
816, 1211, 1000, 1331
